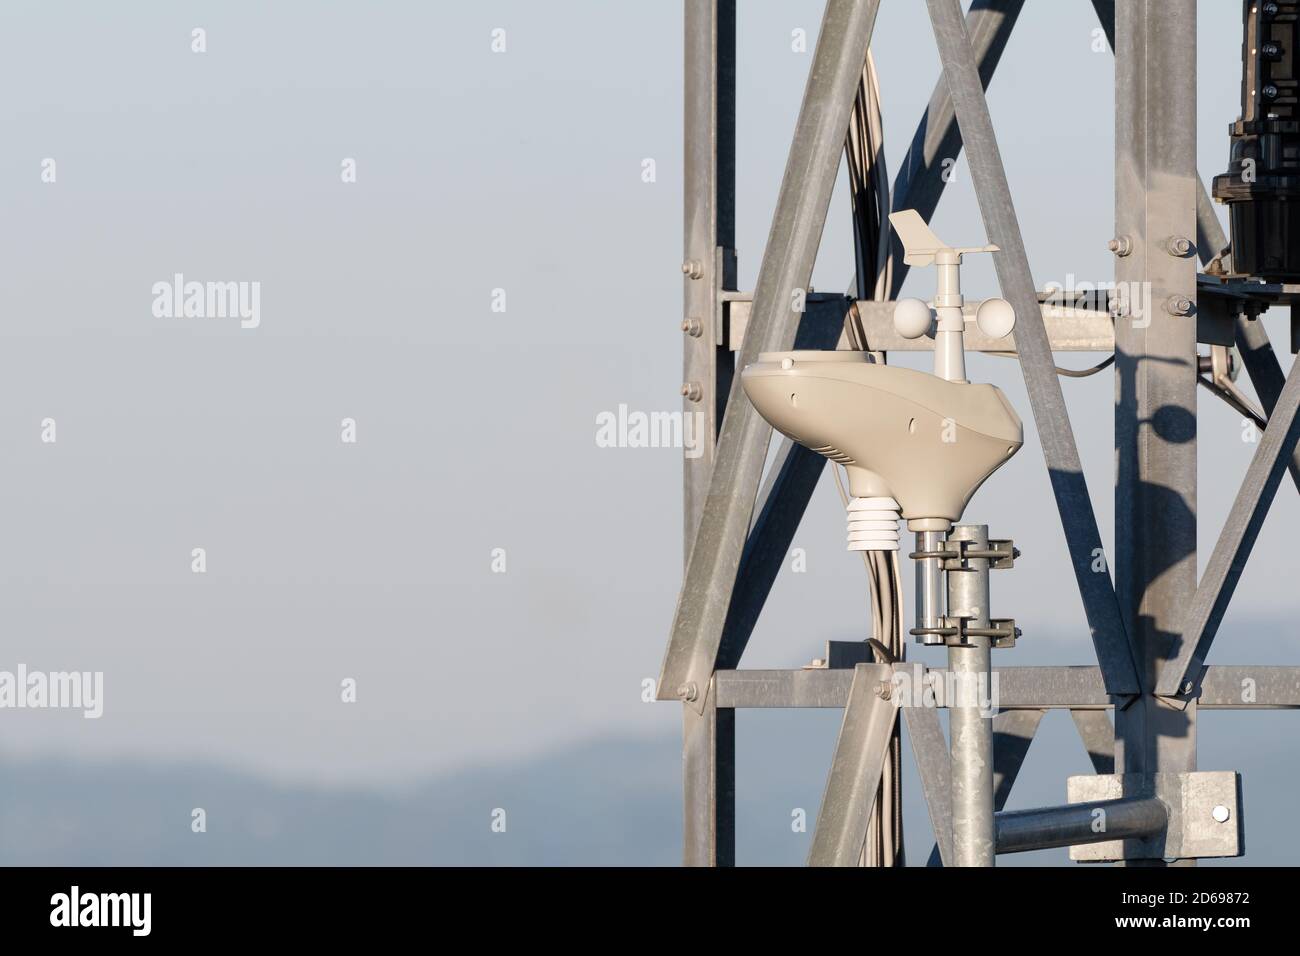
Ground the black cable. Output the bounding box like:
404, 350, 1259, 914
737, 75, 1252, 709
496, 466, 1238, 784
987, 350, 1116, 378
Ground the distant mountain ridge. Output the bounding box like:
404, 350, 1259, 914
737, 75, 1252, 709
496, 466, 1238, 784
0, 708, 1289, 865
0, 735, 683, 866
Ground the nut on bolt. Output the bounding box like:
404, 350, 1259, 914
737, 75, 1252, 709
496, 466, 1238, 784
1166, 295, 1193, 317
681, 317, 703, 338
876, 680, 893, 701
677, 682, 698, 702
681, 381, 704, 403
681, 259, 704, 279
1166, 235, 1193, 257
1108, 235, 1133, 257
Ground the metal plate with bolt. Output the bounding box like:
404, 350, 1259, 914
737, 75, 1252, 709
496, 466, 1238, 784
1066, 772, 1244, 862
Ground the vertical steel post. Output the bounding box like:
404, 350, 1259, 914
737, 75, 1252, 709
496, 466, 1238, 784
947, 525, 995, 867
1113, 0, 1199, 861
682, 0, 735, 553
681, 0, 736, 867
682, 678, 734, 866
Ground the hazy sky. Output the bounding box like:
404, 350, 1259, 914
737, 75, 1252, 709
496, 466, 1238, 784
0, 1, 1293, 805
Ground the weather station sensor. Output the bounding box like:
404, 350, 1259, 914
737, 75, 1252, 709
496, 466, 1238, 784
737, 210, 1028, 866
741, 210, 1024, 547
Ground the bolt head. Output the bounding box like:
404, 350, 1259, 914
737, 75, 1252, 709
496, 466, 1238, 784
1212, 804, 1231, 823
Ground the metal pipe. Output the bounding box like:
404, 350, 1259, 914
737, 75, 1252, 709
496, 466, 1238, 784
914, 530, 945, 634
947, 524, 994, 866
995, 796, 1167, 855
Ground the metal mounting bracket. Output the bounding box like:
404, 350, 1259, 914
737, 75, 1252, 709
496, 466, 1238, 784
1067, 771, 1244, 862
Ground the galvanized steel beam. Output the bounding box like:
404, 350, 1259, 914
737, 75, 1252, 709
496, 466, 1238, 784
660, 0, 881, 712
681, 678, 734, 866
680, 0, 737, 867
1157, 360, 1300, 696
1111, 1, 1199, 816
808, 664, 898, 866
927, 0, 1140, 694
